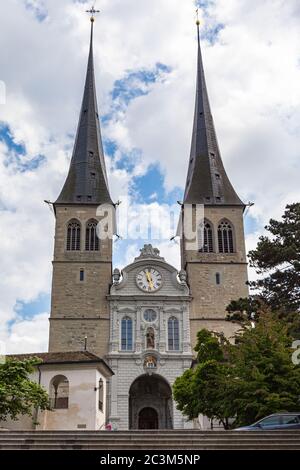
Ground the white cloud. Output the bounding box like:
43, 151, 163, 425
4, 313, 49, 354
0, 0, 299, 353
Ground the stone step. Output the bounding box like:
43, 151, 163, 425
1, 435, 300, 441
1, 443, 300, 450
0, 430, 300, 439
1, 436, 299, 442
0, 440, 300, 449
1, 435, 299, 441
1, 430, 300, 450
1, 437, 300, 444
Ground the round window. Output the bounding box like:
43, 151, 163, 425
143, 309, 157, 322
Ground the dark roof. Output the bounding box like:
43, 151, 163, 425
7, 351, 114, 375
55, 21, 112, 206
184, 25, 244, 207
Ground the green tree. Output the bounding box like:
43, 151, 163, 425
248, 203, 300, 313
194, 329, 224, 362
0, 358, 50, 422
173, 330, 233, 429
228, 312, 300, 426
227, 203, 300, 338
173, 313, 300, 428
226, 297, 261, 323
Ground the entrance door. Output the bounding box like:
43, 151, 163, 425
138, 407, 158, 429
129, 374, 173, 429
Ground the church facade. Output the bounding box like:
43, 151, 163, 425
107, 244, 193, 430
48, 16, 248, 430
2, 15, 249, 431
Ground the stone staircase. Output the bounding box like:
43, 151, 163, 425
0, 430, 300, 450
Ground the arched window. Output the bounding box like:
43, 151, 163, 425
121, 316, 133, 351
168, 317, 180, 351
50, 375, 69, 409
218, 220, 234, 253
216, 272, 221, 285
85, 219, 99, 251
198, 220, 213, 252
66, 219, 81, 251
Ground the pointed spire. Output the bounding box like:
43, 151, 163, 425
184, 18, 243, 206
56, 16, 112, 205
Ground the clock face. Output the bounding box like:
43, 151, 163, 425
136, 268, 162, 292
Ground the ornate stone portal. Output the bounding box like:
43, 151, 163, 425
129, 375, 173, 429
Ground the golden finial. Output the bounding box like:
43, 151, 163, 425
86, 5, 100, 23
196, 8, 200, 26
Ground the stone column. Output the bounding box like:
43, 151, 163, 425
109, 359, 120, 428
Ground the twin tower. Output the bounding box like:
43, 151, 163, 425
48, 19, 248, 357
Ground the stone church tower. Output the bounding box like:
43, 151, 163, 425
48, 16, 248, 362
48, 19, 113, 357
181, 21, 248, 347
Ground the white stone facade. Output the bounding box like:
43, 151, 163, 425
107, 245, 194, 430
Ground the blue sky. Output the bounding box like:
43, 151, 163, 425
0, 0, 299, 352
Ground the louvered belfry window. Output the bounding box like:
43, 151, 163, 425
218, 220, 234, 253
85, 220, 99, 251
66, 220, 81, 251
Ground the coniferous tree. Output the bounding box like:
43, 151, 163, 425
227, 203, 300, 337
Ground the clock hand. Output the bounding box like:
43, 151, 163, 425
145, 270, 154, 289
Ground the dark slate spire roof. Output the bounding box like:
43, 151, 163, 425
184, 23, 244, 206
56, 19, 112, 205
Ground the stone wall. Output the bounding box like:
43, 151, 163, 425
181, 205, 249, 348
48, 205, 112, 357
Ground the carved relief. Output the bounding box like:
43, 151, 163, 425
143, 355, 157, 370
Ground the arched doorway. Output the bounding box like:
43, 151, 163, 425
138, 407, 158, 429
129, 374, 173, 429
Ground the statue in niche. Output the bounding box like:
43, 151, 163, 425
146, 328, 155, 349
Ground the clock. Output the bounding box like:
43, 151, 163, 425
136, 268, 162, 292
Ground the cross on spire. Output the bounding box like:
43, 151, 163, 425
86, 5, 100, 22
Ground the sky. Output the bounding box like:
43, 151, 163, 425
0, 0, 299, 354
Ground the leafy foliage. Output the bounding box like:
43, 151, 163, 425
0, 358, 50, 422
226, 297, 261, 323
227, 204, 300, 338
227, 312, 300, 426
248, 203, 300, 313
173, 313, 300, 428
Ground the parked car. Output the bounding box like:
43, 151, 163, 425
234, 413, 300, 430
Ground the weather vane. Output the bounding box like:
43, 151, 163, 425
86, 5, 100, 22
